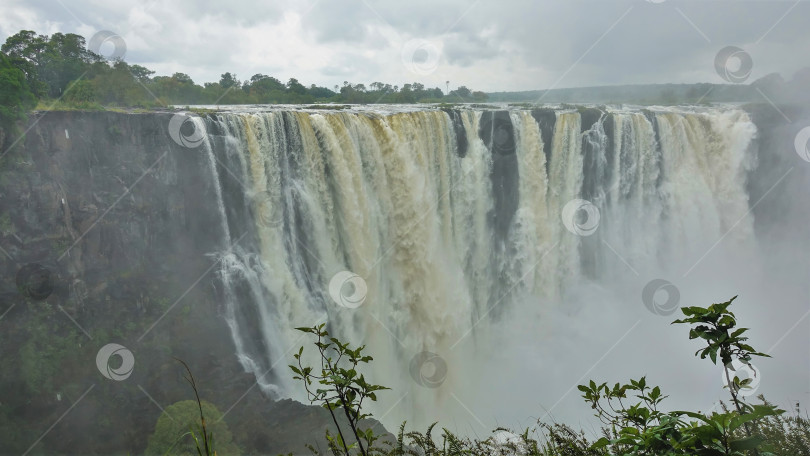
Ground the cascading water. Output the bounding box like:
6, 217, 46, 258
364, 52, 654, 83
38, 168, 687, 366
189, 105, 758, 431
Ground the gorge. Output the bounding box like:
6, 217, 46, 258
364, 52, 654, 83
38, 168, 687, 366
0, 104, 807, 454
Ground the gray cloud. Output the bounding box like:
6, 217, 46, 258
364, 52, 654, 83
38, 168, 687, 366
0, 0, 807, 91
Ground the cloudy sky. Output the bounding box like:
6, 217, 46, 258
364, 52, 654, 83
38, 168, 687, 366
0, 0, 808, 92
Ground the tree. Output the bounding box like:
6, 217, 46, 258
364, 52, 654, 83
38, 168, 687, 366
90, 60, 149, 106
2, 31, 102, 98
398, 83, 416, 103
287, 77, 307, 95
308, 84, 336, 99
472, 91, 488, 101
62, 79, 95, 105
450, 85, 472, 99
129, 64, 155, 81
1, 30, 49, 96
247, 74, 285, 100
171, 72, 194, 84
219, 72, 239, 89
0, 52, 37, 134
39, 33, 100, 97
144, 400, 239, 456
152, 72, 200, 103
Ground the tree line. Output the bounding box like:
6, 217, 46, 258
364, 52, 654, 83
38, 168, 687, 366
0, 29, 488, 119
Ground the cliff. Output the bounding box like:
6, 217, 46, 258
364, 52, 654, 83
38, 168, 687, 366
0, 111, 343, 455
0, 102, 807, 454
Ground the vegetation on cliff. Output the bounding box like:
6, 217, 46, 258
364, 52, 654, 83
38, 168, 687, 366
0, 51, 36, 139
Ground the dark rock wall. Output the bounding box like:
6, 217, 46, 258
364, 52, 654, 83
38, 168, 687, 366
0, 111, 349, 456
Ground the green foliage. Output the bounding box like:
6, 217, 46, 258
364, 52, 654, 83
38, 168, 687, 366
672, 296, 768, 371
293, 298, 789, 456
3, 29, 490, 108
282, 298, 810, 456
0, 51, 36, 133
539, 423, 605, 455
291, 324, 389, 456
337, 81, 450, 104
18, 302, 85, 396
1, 30, 51, 97
219, 72, 239, 90
754, 399, 810, 455
0, 212, 13, 234
107, 124, 123, 138
90, 59, 156, 107
287, 77, 308, 95
580, 297, 783, 456
579, 380, 781, 455
282, 296, 810, 456
145, 399, 239, 456
673, 296, 776, 433
62, 79, 96, 105
1, 30, 102, 98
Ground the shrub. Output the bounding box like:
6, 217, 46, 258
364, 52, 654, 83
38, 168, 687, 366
62, 79, 96, 106
290, 297, 789, 456
145, 399, 239, 456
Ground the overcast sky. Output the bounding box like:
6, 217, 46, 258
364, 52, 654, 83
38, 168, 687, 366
0, 0, 807, 92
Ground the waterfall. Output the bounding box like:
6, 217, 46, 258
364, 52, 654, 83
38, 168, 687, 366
196, 106, 757, 429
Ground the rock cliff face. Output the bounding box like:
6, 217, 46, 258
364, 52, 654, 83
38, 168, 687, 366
0, 111, 341, 455
0, 104, 807, 455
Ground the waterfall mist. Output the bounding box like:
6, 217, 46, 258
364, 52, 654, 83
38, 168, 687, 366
186, 105, 808, 435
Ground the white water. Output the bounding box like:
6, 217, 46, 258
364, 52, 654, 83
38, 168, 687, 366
193, 106, 763, 432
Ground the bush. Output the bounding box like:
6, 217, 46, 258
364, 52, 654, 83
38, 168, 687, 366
755, 399, 810, 455
145, 400, 240, 456
290, 297, 790, 456
62, 79, 96, 105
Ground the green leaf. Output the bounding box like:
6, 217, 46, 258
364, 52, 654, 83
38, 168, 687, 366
729, 435, 765, 451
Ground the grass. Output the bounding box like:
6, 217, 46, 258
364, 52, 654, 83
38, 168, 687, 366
35, 99, 105, 111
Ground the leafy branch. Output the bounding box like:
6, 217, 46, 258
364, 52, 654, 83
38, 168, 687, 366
290, 324, 389, 456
